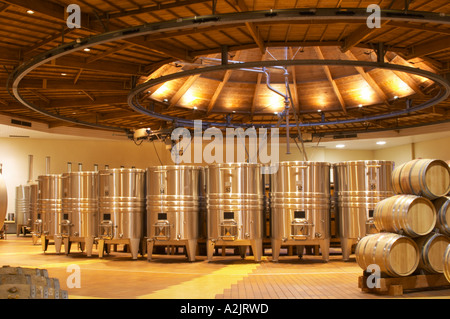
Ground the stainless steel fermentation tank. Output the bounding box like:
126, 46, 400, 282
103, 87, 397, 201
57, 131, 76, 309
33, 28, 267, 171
37, 174, 63, 252
146, 165, 205, 262
206, 163, 264, 262
15, 185, 31, 229
60, 163, 99, 256
333, 160, 394, 260
270, 161, 331, 262
97, 168, 146, 260
15, 155, 37, 237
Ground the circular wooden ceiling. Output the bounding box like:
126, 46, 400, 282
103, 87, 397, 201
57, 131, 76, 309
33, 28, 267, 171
0, 0, 449, 139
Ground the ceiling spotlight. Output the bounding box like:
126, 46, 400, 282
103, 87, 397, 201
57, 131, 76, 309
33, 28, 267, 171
193, 106, 198, 110
336, 144, 345, 148
318, 109, 322, 112
393, 95, 399, 100
358, 104, 363, 108
274, 112, 278, 115
83, 48, 91, 52
26, 10, 34, 14
163, 98, 169, 103
61, 73, 67, 76
232, 111, 236, 114
376, 141, 386, 145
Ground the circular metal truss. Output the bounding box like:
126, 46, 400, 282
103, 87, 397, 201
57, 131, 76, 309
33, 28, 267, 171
7, 8, 450, 133
129, 59, 450, 129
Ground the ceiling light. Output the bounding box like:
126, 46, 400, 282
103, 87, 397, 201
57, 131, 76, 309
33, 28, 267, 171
61, 73, 67, 76
358, 104, 363, 108
193, 106, 198, 110
83, 48, 91, 52
376, 141, 386, 145
163, 98, 169, 103
393, 95, 399, 99
26, 10, 34, 14
336, 144, 345, 148
318, 109, 322, 112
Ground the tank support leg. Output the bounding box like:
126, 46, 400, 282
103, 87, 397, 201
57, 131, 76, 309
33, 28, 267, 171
147, 239, 154, 261
129, 238, 140, 260
251, 239, 263, 262
41, 235, 48, 252
54, 236, 62, 254
320, 239, 330, 262
207, 240, 215, 262
239, 246, 247, 259
185, 239, 198, 262
271, 239, 281, 262
85, 237, 94, 257
63, 237, 71, 255
98, 239, 105, 258
341, 238, 353, 261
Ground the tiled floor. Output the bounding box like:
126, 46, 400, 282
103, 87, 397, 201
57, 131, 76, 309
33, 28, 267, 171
1, 236, 449, 299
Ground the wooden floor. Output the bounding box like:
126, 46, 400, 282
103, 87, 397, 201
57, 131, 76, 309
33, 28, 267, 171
1, 236, 449, 300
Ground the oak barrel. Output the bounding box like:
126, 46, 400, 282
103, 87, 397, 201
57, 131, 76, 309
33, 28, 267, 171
444, 244, 450, 283
355, 232, 419, 277
373, 195, 436, 237
0, 266, 68, 299
433, 196, 450, 236
392, 159, 450, 200
414, 232, 450, 274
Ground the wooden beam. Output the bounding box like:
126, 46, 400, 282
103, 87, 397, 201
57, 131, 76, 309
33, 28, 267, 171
230, 0, 265, 54
168, 74, 200, 109
314, 47, 347, 114
206, 51, 242, 114
404, 36, 450, 60
344, 50, 390, 106
341, 21, 389, 52
86, 43, 133, 64
3, 0, 194, 62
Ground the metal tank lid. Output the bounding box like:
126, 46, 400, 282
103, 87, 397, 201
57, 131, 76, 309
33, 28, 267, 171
334, 160, 394, 166
147, 164, 203, 170
278, 161, 331, 166
206, 162, 262, 168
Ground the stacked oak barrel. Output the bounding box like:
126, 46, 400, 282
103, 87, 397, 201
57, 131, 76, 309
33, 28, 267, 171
356, 159, 450, 280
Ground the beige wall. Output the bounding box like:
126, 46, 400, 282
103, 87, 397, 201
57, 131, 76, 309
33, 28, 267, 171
1, 134, 449, 217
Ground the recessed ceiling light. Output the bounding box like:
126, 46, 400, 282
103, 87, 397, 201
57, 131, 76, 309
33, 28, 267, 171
163, 98, 169, 103
193, 106, 198, 110
26, 10, 34, 14
83, 48, 91, 52
61, 73, 67, 76
358, 104, 363, 108
274, 112, 278, 115
336, 144, 345, 148
376, 141, 386, 145
393, 95, 399, 99
318, 109, 322, 112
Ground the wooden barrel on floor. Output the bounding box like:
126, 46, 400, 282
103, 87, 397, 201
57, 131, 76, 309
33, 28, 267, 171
433, 196, 450, 236
444, 244, 450, 283
392, 159, 450, 200
373, 195, 436, 237
0, 266, 68, 299
414, 232, 450, 274
355, 232, 419, 277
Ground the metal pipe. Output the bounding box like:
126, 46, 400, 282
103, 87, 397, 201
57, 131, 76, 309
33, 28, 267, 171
78, 163, 83, 172
27, 155, 34, 184
67, 162, 72, 173
94, 164, 98, 172
45, 156, 51, 175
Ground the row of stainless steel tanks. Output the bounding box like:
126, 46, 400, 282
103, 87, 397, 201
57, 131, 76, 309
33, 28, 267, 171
26, 160, 394, 262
